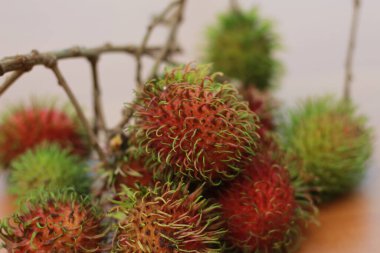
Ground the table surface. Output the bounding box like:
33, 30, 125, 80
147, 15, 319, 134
0, 143, 379, 253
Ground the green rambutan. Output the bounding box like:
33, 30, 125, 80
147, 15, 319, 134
282, 96, 373, 202
9, 144, 91, 198
111, 182, 225, 252
0, 189, 106, 252
0, 101, 90, 167
131, 64, 259, 185
205, 8, 282, 90
217, 138, 316, 253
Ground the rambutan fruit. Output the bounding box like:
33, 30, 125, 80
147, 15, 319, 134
242, 86, 277, 136
111, 182, 225, 252
0, 189, 106, 252
217, 137, 316, 253
113, 152, 153, 192
0, 102, 90, 167
205, 8, 282, 90
8, 143, 91, 198
281, 96, 373, 202
131, 64, 259, 185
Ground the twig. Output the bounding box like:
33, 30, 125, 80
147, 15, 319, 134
148, 0, 186, 79
0, 44, 179, 76
230, 0, 241, 12
344, 0, 361, 101
0, 70, 24, 96
49, 64, 107, 164
112, 107, 134, 135
111, 0, 187, 134
88, 56, 107, 137
136, 0, 181, 87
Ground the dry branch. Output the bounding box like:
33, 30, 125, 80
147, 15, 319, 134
230, 0, 241, 12
0, 70, 24, 96
148, 0, 186, 80
0, 44, 179, 77
344, 0, 361, 101
88, 56, 107, 137
135, 0, 182, 87
49, 64, 107, 164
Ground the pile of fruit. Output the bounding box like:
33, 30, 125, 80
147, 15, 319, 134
0, 8, 372, 253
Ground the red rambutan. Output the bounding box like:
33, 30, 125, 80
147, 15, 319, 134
0, 103, 90, 166
0, 190, 106, 252
218, 139, 314, 252
242, 86, 277, 136
113, 155, 153, 191
131, 64, 259, 185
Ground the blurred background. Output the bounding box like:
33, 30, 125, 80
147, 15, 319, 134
0, 0, 379, 251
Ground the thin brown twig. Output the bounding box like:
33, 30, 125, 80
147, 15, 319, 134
135, 0, 181, 87
88, 56, 107, 137
49, 64, 107, 164
230, 0, 241, 12
344, 0, 361, 101
0, 70, 24, 96
148, 0, 186, 79
111, 0, 187, 134
0, 44, 179, 77
113, 107, 134, 135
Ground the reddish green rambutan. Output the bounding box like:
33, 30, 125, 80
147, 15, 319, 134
217, 137, 316, 253
0, 102, 90, 167
111, 182, 225, 252
131, 64, 259, 185
0, 189, 106, 252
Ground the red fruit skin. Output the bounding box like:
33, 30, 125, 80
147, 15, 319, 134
4, 200, 103, 252
218, 151, 297, 252
0, 107, 89, 166
114, 158, 153, 191
135, 82, 257, 184
244, 86, 276, 137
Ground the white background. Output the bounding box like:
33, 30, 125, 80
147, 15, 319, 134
0, 0, 379, 191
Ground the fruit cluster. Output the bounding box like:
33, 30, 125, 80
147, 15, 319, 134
0, 7, 372, 253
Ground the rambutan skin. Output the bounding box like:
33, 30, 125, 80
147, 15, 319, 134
8, 144, 91, 198
205, 8, 282, 90
111, 182, 225, 252
131, 64, 258, 185
242, 86, 277, 136
0, 190, 106, 252
218, 153, 298, 252
281, 96, 373, 202
0, 103, 90, 167
113, 154, 153, 192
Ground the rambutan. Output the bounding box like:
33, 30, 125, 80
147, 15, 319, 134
9, 144, 91, 198
281, 96, 373, 202
111, 182, 225, 252
217, 137, 316, 252
205, 8, 282, 90
242, 86, 277, 136
131, 64, 258, 185
0, 102, 90, 167
113, 153, 153, 192
0, 190, 106, 252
